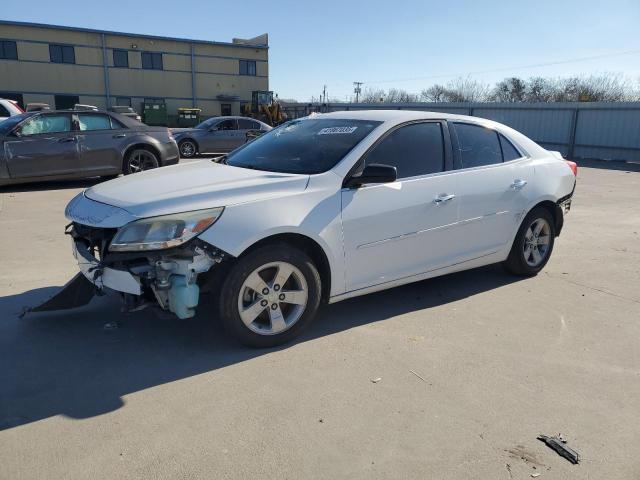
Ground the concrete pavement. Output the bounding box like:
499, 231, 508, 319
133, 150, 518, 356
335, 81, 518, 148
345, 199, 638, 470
1, 162, 639, 479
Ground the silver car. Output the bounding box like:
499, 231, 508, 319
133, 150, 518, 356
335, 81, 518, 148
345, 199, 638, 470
172, 116, 272, 158
0, 110, 179, 186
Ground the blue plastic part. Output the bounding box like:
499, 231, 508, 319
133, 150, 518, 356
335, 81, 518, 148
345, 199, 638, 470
168, 275, 200, 319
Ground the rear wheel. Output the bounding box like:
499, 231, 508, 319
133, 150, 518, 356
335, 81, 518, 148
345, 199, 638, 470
124, 148, 159, 175
179, 140, 197, 158
218, 244, 321, 347
503, 207, 555, 276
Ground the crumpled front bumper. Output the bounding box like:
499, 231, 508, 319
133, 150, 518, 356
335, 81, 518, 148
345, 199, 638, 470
71, 238, 141, 295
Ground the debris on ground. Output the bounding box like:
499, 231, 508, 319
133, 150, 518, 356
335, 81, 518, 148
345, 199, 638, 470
371, 377, 382, 383
103, 321, 120, 331
531, 473, 541, 478
409, 370, 428, 383
537, 435, 580, 464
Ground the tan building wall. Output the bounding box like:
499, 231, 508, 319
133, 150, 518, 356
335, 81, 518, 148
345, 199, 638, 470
0, 21, 269, 121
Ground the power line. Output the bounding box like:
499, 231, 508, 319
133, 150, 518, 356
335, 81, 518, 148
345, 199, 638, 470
361, 49, 640, 85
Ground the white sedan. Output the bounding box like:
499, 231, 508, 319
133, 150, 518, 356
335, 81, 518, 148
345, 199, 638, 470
54, 110, 576, 347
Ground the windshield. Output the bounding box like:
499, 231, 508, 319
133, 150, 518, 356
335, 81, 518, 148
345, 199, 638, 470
0, 113, 34, 136
225, 118, 381, 174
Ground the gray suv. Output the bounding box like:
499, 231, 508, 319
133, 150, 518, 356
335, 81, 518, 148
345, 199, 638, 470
172, 116, 271, 158
0, 110, 179, 186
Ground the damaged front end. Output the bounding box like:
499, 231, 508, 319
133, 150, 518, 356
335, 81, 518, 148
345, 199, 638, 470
32, 221, 230, 319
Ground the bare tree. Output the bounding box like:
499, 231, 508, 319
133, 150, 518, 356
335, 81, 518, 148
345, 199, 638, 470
420, 84, 448, 102
492, 77, 527, 102
359, 87, 386, 103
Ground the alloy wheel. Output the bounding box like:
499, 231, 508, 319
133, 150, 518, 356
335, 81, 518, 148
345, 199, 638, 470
237, 261, 308, 335
128, 150, 158, 173
180, 141, 196, 157
523, 218, 551, 267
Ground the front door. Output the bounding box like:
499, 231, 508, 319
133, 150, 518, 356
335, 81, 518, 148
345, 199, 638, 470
449, 122, 534, 260
203, 118, 238, 152
5, 113, 79, 179
341, 121, 460, 292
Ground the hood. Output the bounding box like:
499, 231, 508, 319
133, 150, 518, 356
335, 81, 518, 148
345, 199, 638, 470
170, 128, 198, 135
84, 160, 309, 218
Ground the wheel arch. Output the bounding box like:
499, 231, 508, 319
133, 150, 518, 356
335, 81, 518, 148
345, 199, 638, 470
239, 232, 332, 303
122, 143, 161, 171
524, 199, 563, 237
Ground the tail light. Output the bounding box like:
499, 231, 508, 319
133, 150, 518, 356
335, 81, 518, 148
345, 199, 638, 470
565, 160, 578, 176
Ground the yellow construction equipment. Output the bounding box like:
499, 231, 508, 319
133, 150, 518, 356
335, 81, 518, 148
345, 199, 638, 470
241, 91, 286, 126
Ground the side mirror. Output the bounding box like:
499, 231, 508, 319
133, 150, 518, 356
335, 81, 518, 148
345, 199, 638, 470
344, 163, 397, 188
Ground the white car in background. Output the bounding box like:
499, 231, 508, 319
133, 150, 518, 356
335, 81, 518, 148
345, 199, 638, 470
0, 98, 23, 121
50, 110, 577, 347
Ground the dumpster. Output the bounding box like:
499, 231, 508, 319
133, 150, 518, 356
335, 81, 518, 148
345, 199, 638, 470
142, 100, 168, 126
177, 108, 201, 127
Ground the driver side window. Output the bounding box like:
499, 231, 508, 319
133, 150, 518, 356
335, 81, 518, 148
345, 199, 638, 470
20, 114, 71, 136
364, 122, 445, 179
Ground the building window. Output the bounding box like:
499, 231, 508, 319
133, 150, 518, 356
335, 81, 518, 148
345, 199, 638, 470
115, 96, 132, 107
49, 44, 75, 64
141, 52, 163, 70
221, 103, 232, 116
54, 94, 80, 110
113, 49, 129, 68
0, 40, 18, 60
239, 60, 256, 76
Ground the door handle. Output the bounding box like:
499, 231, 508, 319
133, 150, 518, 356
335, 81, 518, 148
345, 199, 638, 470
511, 179, 527, 189
434, 194, 455, 204
112, 133, 126, 139
58, 136, 77, 143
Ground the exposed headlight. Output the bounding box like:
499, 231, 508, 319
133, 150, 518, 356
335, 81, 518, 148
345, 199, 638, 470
109, 207, 224, 252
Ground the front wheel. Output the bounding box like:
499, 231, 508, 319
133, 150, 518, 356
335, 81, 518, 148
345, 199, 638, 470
503, 207, 556, 276
217, 244, 322, 347
124, 148, 159, 175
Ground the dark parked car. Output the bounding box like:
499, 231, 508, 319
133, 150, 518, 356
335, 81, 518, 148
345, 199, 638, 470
0, 109, 179, 186
172, 116, 271, 158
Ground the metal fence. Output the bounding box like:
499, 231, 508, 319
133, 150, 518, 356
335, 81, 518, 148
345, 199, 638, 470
280, 101, 640, 163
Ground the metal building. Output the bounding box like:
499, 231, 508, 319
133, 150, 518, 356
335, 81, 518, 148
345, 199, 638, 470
0, 20, 268, 121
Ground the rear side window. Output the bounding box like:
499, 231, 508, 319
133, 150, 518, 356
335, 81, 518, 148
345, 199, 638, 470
453, 123, 502, 168
238, 118, 260, 130
20, 114, 71, 135
0, 104, 9, 117
364, 122, 444, 179
499, 134, 521, 161
77, 114, 112, 131
216, 119, 238, 131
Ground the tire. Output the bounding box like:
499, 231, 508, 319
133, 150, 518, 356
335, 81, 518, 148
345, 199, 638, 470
123, 148, 159, 175
179, 139, 197, 158
503, 207, 556, 276
217, 244, 322, 348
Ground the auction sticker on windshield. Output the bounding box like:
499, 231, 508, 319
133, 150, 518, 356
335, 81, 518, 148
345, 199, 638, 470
317, 126, 358, 135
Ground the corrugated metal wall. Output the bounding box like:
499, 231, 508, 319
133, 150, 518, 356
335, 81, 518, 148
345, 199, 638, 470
281, 101, 640, 162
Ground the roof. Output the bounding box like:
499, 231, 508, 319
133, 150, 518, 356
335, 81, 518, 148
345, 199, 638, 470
314, 109, 480, 122
0, 20, 268, 49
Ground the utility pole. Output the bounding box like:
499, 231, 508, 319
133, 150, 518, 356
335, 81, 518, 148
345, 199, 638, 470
322, 85, 327, 104
353, 81, 363, 103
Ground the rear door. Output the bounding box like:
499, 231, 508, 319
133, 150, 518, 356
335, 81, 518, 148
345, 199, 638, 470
75, 112, 125, 174
237, 118, 261, 147
5, 113, 79, 178
449, 122, 533, 260
341, 121, 461, 291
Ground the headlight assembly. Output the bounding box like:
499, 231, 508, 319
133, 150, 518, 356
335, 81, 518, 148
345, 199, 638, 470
109, 207, 224, 252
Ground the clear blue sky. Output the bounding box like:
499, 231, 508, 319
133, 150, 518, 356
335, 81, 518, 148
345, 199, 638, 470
2, 0, 640, 101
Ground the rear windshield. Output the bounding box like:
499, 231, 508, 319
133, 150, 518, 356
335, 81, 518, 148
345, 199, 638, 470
226, 119, 382, 174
